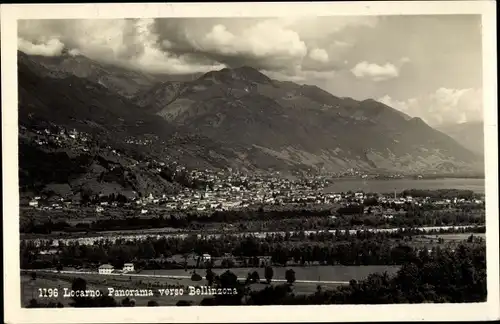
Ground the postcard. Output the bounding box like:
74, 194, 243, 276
2, 1, 498, 323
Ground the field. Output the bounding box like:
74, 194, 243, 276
412, 233, 485, 246
433, 233, 485, 241
21, 273, 208, 307
139, 265, 400, 282
20, 273, 343, 307
21, 274, 103, 307
21, 265, 399, 307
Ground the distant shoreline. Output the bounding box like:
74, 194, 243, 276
329, 176, 485, 181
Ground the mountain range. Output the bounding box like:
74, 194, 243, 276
17, 51, 484, 197
437, 121, 484, 155
132, 64, 483, 174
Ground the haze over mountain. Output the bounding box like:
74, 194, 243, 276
437, 121, 484, 155
18, 50, 484, 199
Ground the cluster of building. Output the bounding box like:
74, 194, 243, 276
27, 126, 92, 152
95, 253, 272, 274
96, 182, 484, 214
98, 262, 135, 275
125, 137, 154, 146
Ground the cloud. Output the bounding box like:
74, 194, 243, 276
400, 57, 411, 64
309, 48, 329, 63
191, 20, 310, 72
262, 68, 336, 83
16, 16, 384, 78
333, 41, 353, 48
17, 19, 226, 74
16, 16, 483, 127
17, 38, 64, 56
351, 61, 399, 81
378, 88, 483, 126
378, 95, 416, 114
19, 17, 369, 75
201, 21, 307, 58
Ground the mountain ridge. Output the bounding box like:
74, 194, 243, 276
18, 51, 484, 177
133, 65, 482, 174
18, 52, 256, 199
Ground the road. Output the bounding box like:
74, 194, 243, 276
22, 269, 350, 285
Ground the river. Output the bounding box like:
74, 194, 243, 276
323, 178, 485, 194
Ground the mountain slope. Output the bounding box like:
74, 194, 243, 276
19, 51, 483, 175
18, 53, 249, 198
137, 66, 483, 174
437, 121, 484, 155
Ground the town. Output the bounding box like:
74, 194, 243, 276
21, 124, 484, 213
24, 181, 484, 215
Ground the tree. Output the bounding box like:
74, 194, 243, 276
245, 272, 252, 285
176, 300, 192, 306
213, 270, 244, 305
221, 258, 235, 268
92, 295, 118, 307
143, 242, 156, 259
191, 271, 202, 281
147, 300, 159, 306
121, 297, 132, 307
200, 297, 216, 306
265, 266, 274, 284
251, 271, 260, 283
206, 268, 215, 286
70, 277, 91, 307
27, 299, 39, 308
285, 269, 296, 285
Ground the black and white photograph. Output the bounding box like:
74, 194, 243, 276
2, 1, 499, 323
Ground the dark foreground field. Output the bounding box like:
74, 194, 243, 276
22, 265, 382, 307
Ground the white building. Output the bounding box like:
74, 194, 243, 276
202, 253, 212, 262
98, 264, 114, 275
122, 263, 135, 273
96, 206, 104, 213
39, 249, 59, 255
354, 192, 365, 201
29, 200, 38, 207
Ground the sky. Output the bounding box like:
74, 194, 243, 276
17, 15, 483, 126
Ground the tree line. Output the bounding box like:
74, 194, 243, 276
20, 228, 484, 270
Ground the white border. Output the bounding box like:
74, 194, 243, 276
2, 1, 498, 323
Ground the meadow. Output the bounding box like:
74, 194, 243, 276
139, 265, 401, 283
21, 266, 355, 307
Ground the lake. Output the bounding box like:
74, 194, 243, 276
324, 178, 485, 194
